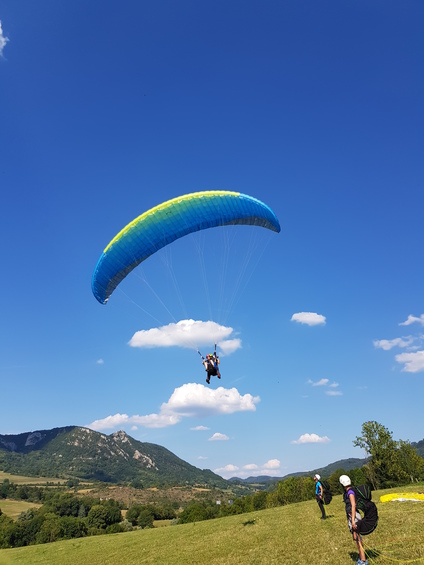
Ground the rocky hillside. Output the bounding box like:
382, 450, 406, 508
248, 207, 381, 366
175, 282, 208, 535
0, 426, 228, 488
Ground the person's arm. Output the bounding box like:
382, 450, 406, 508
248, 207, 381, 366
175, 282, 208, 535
349, 492, 357, 529
319, 483, 323, 498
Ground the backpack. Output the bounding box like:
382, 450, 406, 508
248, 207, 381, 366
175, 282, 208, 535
321, 480, 332, 505
352, 485, 372, 512
353, 485, 379, 534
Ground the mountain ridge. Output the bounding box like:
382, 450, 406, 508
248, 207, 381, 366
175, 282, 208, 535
229, 457, 369, 485
1, 427, 423, 488
0, 426, 227, 488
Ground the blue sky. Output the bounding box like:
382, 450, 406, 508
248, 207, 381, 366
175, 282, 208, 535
1, 0, 423, 480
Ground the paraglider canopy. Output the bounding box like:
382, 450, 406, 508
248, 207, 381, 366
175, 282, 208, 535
92, 190, 280, 305
380, 493, 424, 503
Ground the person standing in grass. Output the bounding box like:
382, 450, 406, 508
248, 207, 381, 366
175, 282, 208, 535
313, 474, 326, 520
339, 475, 368, 565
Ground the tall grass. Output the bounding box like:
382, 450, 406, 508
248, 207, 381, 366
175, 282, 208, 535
0, 487, 423, 564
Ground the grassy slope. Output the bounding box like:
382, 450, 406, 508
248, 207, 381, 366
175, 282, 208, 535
0, 500, 42, 520
0, 472, 62, 485
1, 487, 423, 565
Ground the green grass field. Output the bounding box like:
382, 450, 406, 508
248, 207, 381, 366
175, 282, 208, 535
0, 472, 62, 485
0, 487, 423, 565
0, 499, 42, 520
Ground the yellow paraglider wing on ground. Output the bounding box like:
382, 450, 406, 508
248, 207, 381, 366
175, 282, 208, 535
380, 492, 424, 503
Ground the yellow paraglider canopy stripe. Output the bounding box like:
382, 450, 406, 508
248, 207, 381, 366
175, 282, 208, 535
104, 190, 240, 253
92, 189, 280, 304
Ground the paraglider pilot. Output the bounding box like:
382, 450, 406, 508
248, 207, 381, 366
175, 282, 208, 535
314, 474, 326, 520
202, 352, 221, 384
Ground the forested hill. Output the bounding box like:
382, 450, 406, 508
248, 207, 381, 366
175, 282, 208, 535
412, 439, 424, 458
0, 426, 228, 488
2, 427, 422, 489
230, 457, 368, 485
231, 439, 424, 485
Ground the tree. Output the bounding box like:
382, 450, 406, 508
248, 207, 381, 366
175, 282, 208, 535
137, 508, 154, 529
178, 501, 219, 524
150, 504, 176, 520
87, 505, 110, 530
349, 467, 367, 487
300, 477, 315, 501
353, 421, 399, 489
16, 485, 29, 500
268, 482, 284, 507
35, 513, 64, 544
126, 503, 143, 526
0, 514, 15, 549
59, 516, 87, 539
45, 493, 80, 517
0, 479, 10, 499
328, 468, 347, 495
279, 477, 303, 505
102, 500, 122, 525
397, 440, 424, 482
252, 490, 267, 511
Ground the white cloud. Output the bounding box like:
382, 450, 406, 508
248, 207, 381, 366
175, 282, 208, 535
89, 413, 130, 430
243, 463, 258, 470
218, 338, 242, 355
215, 459, 281, 479
291, 312, 326, 326
291, 433, 331, 444
215, 464, 239, 474
308, 378, 329, 387
399, 314, 424, 327
163, 383, 260, 416
96, 359, 104, 365
128, 319, 241, 354
197, 456, 208, 460
87, 383, 259, 431
209, 432, 229, 441
373, 337, 414, 351
308, 378, 342, 395
89, 412, 180, 431
131, 425, 138, 431
0, 21, 9, 57
326, 390, 343, 396
374, 316, 424, 374
395, 350, 424, 373
262, 459, 280, 470
133, 413, 183, 428
190, 425, 210, 431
